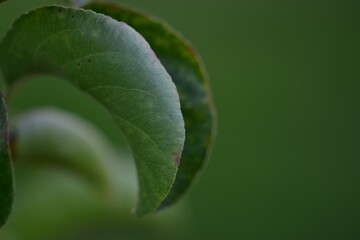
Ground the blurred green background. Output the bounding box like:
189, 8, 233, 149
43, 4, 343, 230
1, 0, 360, 239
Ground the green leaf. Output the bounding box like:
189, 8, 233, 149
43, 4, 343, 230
0, 161, 186, 240
10, 108, 116, 193
0, 6, 185, 216
84, 2, 216, 208
0, 92, 13, 227
3, 109, 188, 239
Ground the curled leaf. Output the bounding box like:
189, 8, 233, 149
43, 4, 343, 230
0, 6, 185, 216
84, 2, 217, 208
10, 108, 115, 193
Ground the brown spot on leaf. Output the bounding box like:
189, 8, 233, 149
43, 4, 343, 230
8, 131, 17, 159
175, 154, 181, 166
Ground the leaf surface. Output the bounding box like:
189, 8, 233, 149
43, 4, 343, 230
0, 92, 13, 227
0, 6, 185, 216
84, 2, 217, 208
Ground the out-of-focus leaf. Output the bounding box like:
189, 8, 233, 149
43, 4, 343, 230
0, 0, 7, 4
0, 6, 185, 216
10, 108, 116, 193
84, 2, 216, 208
3, 109, 188, 239
0, 163, 188, 240
0, 92, 13, 227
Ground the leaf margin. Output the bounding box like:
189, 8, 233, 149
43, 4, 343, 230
0, 5, 186, 216
83, 1, 217, 209
0, 91, 14, 227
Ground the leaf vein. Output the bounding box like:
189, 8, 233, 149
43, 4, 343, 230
32, 27, 85, 66
85, 85, 155, 97
112, 113, 167, 160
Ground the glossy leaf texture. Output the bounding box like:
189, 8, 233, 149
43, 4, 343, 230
84, 2, 217, 208
0, 6, 185, 216
0, 92, 13, 227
